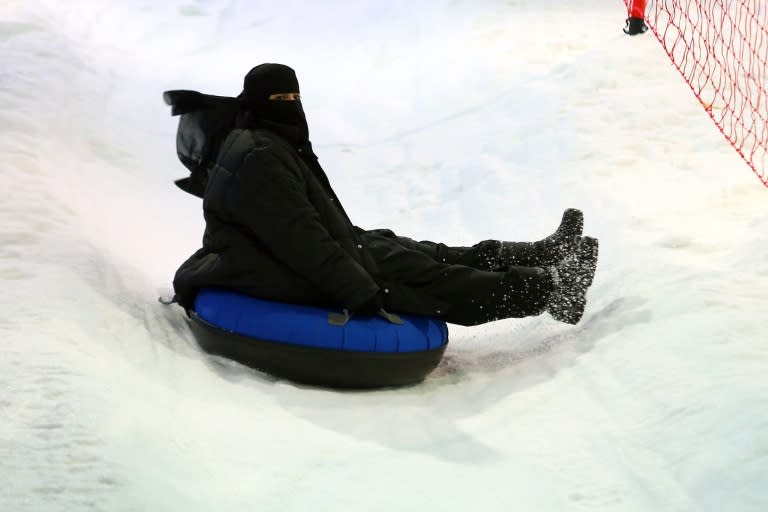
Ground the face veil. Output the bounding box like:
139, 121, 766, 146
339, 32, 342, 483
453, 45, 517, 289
239, 63, 309, 143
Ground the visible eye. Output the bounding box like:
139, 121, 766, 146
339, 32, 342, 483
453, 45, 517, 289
269, 93, 300, 101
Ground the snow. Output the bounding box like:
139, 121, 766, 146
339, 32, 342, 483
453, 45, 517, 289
1, 1, 766, 511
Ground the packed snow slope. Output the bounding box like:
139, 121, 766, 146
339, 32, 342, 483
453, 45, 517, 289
1, 1, 766, 511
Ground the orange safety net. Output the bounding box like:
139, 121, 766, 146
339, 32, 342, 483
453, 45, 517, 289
626, 0, 768, 187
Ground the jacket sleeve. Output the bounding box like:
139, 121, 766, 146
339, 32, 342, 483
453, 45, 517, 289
223, 144, 380, 309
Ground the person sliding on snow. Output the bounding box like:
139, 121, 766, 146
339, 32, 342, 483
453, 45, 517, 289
164, 63, 598, 326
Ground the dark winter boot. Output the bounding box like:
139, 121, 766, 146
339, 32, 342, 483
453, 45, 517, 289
623, 17, 648, 36
505, 208, 584, 267
534, 208, 583, 264
546, 236, 599, 325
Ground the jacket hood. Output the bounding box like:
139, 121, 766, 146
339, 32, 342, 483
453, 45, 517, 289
163, 90, 242, 198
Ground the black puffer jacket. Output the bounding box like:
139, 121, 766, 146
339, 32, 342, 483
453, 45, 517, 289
174, 125, 382, 311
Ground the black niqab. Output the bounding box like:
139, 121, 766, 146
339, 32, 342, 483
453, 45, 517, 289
239, 63, 309, 144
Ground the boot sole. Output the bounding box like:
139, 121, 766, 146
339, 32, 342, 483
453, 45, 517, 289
578, 236, 599, 287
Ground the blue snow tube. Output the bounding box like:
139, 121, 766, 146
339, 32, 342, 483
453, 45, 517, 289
188, 288, 449, 388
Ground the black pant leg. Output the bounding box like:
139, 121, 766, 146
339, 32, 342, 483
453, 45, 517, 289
417, 264, 552, 326
369, 237, 552, 326
390, 236, 542, 272
362, 230, 543, 271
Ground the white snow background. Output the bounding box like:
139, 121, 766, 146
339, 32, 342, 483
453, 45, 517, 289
1, 0, 766, 510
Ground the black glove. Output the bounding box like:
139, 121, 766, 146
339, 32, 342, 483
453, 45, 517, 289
351, 291, 383, 316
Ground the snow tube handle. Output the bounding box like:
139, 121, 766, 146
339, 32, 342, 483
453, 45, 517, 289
378, 309, 404, 325
158, 294, 178, 305
327, 308, 404, 326
328, 309, 351, 326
